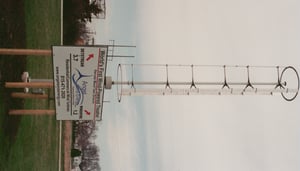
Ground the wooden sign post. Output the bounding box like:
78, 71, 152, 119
5, 81, 55, 115
9, 109, 55, 115
5, 82, 53, 88
0, 48, 51, 56
1, 48, 54, 116
11, 92, 49, 99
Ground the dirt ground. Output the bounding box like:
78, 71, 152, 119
64, 121, 72, 171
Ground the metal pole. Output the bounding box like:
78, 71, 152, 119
109, 45, 136, 48
112, 81, 279, 86
120, 88, 299, 96
107, 55, 135, 58
0, 48, 52, 56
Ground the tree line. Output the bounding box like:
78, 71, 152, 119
72, 121, 101, 171
64, 0, 103, 44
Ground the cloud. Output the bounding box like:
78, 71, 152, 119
98, 0, 300, 170
98, 95, 150, 171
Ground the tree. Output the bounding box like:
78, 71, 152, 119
80, 0, 103, 22
71, 148, 82, 157
80, 144, 101, 171
82, 144, 99, 161
76, 121, 96, 148
79, 160, 101, 171
63, 0, 104, 44
73, 121, 101, 169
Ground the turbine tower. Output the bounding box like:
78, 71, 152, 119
104, 64, 299, 102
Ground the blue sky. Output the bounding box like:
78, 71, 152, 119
91, 0, 300, 170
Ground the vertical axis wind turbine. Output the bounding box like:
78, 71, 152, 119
104, 64, 299, 102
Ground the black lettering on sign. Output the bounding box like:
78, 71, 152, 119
79, 106, 83, 119
72, 54, 79, 61
80, 48, 84, 67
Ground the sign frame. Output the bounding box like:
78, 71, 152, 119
52, 45, 108, 121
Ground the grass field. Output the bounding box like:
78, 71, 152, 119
0, 0, 63, 170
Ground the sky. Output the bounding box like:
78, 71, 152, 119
90, 0, 300, 170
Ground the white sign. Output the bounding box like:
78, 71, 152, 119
52, 46, 107, 120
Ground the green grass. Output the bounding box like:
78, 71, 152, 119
25, 0, 61, 79
5, 116, 59, 170
1, 0, 62, 170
